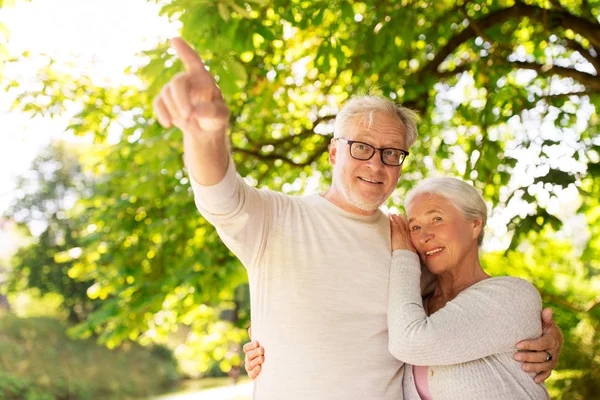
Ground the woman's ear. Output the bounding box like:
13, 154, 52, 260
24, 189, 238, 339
472, 218, 483, 240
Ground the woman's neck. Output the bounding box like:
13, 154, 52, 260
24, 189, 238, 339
431, 256, 490, 307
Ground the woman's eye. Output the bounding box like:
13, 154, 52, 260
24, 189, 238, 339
410, 225, 420, 231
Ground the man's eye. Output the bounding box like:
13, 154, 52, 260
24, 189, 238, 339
433, 217, 442, 222
356, 144, 366, 150
410, 225, 420, 231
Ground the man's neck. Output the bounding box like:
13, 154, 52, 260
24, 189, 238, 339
321, 188, 378, 216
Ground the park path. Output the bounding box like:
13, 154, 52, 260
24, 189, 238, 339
154, 382, 253, 400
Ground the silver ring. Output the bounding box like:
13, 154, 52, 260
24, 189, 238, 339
544, 350, 553, 362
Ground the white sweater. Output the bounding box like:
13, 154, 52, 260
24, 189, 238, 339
191, 160, 428, 400
388, 250, 550, 399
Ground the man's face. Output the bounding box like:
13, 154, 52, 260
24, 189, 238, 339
329, 112, 407, 214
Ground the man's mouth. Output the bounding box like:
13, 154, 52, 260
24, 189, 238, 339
358, 177, 383, 184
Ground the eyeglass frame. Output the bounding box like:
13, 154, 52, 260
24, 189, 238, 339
335, 137, 409, 167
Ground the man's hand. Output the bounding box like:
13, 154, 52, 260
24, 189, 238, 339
243, 327, 265, 379
153, 37, 229, 139
390, 214, 417, 253
514, 308, 563, 383
153, 37, 231, 186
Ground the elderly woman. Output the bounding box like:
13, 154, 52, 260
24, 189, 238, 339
387, 177, 549, 399
244, 177, 551, 399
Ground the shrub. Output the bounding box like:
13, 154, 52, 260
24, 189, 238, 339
0, 315, 180, 400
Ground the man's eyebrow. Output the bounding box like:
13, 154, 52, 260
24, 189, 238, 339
352, 133, 403, 148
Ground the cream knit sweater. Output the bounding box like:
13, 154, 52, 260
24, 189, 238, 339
389, 250, 550, 400
191, 160, 407, 400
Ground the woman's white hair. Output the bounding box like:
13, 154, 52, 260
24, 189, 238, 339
405, 177, 488, 245
334, 95, 419, 149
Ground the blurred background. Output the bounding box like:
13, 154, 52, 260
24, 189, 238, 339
0, 0, 599, 399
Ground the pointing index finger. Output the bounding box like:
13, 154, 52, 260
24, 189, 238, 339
171, 37, 208, 74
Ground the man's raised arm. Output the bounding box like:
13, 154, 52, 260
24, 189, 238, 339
153, 37, 230, 186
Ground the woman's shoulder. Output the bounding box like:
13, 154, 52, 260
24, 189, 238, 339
480, 276, 539, 290
470, 276, 542, 308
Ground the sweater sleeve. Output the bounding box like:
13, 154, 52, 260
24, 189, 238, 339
388, 250, 543, 366
190, 158, 287, 269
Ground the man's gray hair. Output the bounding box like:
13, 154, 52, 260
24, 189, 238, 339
334, 95, 419, 149
405, 177, 488, 245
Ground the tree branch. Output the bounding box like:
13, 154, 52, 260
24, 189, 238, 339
459, 8, 513, 54
437, 64, 472, 79
564, 38, 600, 74
540, 89, 597, 100
425, 2, 470, 36
539, 289, 585, 314
548, 0, 563, 11
512, 61, 600, 91
439, 50, 600, 92
581, 0, 598, 22
233, 138, 330, 167
422, 2, 600, 79
258, 115, 335, 147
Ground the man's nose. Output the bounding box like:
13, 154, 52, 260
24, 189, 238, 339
365, 150, 386, 169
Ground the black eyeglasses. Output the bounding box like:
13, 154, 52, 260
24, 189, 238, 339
336, 138, 409, 167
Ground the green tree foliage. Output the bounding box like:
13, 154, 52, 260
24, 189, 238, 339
6, 142, 100, 323
3, 0, 600, 394
483, 232, 600, 398
0, 314, 179, 400
0, 0, 31, 80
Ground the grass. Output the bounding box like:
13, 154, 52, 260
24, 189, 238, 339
154, 376, 252, 399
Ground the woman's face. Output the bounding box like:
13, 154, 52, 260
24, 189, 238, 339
406, 193, 482, 275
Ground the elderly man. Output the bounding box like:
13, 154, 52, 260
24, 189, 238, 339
154, 38, 561, 400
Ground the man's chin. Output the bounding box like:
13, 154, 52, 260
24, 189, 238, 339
347, 196, 385, 212
341, 184, 388, 212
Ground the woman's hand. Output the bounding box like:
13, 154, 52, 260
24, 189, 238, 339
390, 214, 417, 253
243, 327, 265, 379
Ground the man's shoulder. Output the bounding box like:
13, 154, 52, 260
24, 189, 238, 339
250, 189, 327, 218
254, 187, 319, 203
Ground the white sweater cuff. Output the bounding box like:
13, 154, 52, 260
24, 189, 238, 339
392, 249, 420, 268
189, 158, 239, 214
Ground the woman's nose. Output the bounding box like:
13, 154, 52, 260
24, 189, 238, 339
420, 229, 434, 243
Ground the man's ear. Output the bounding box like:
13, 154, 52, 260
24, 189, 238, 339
329, 138, 337, 165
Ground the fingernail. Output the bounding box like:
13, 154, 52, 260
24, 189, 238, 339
517, 343, 525, 349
